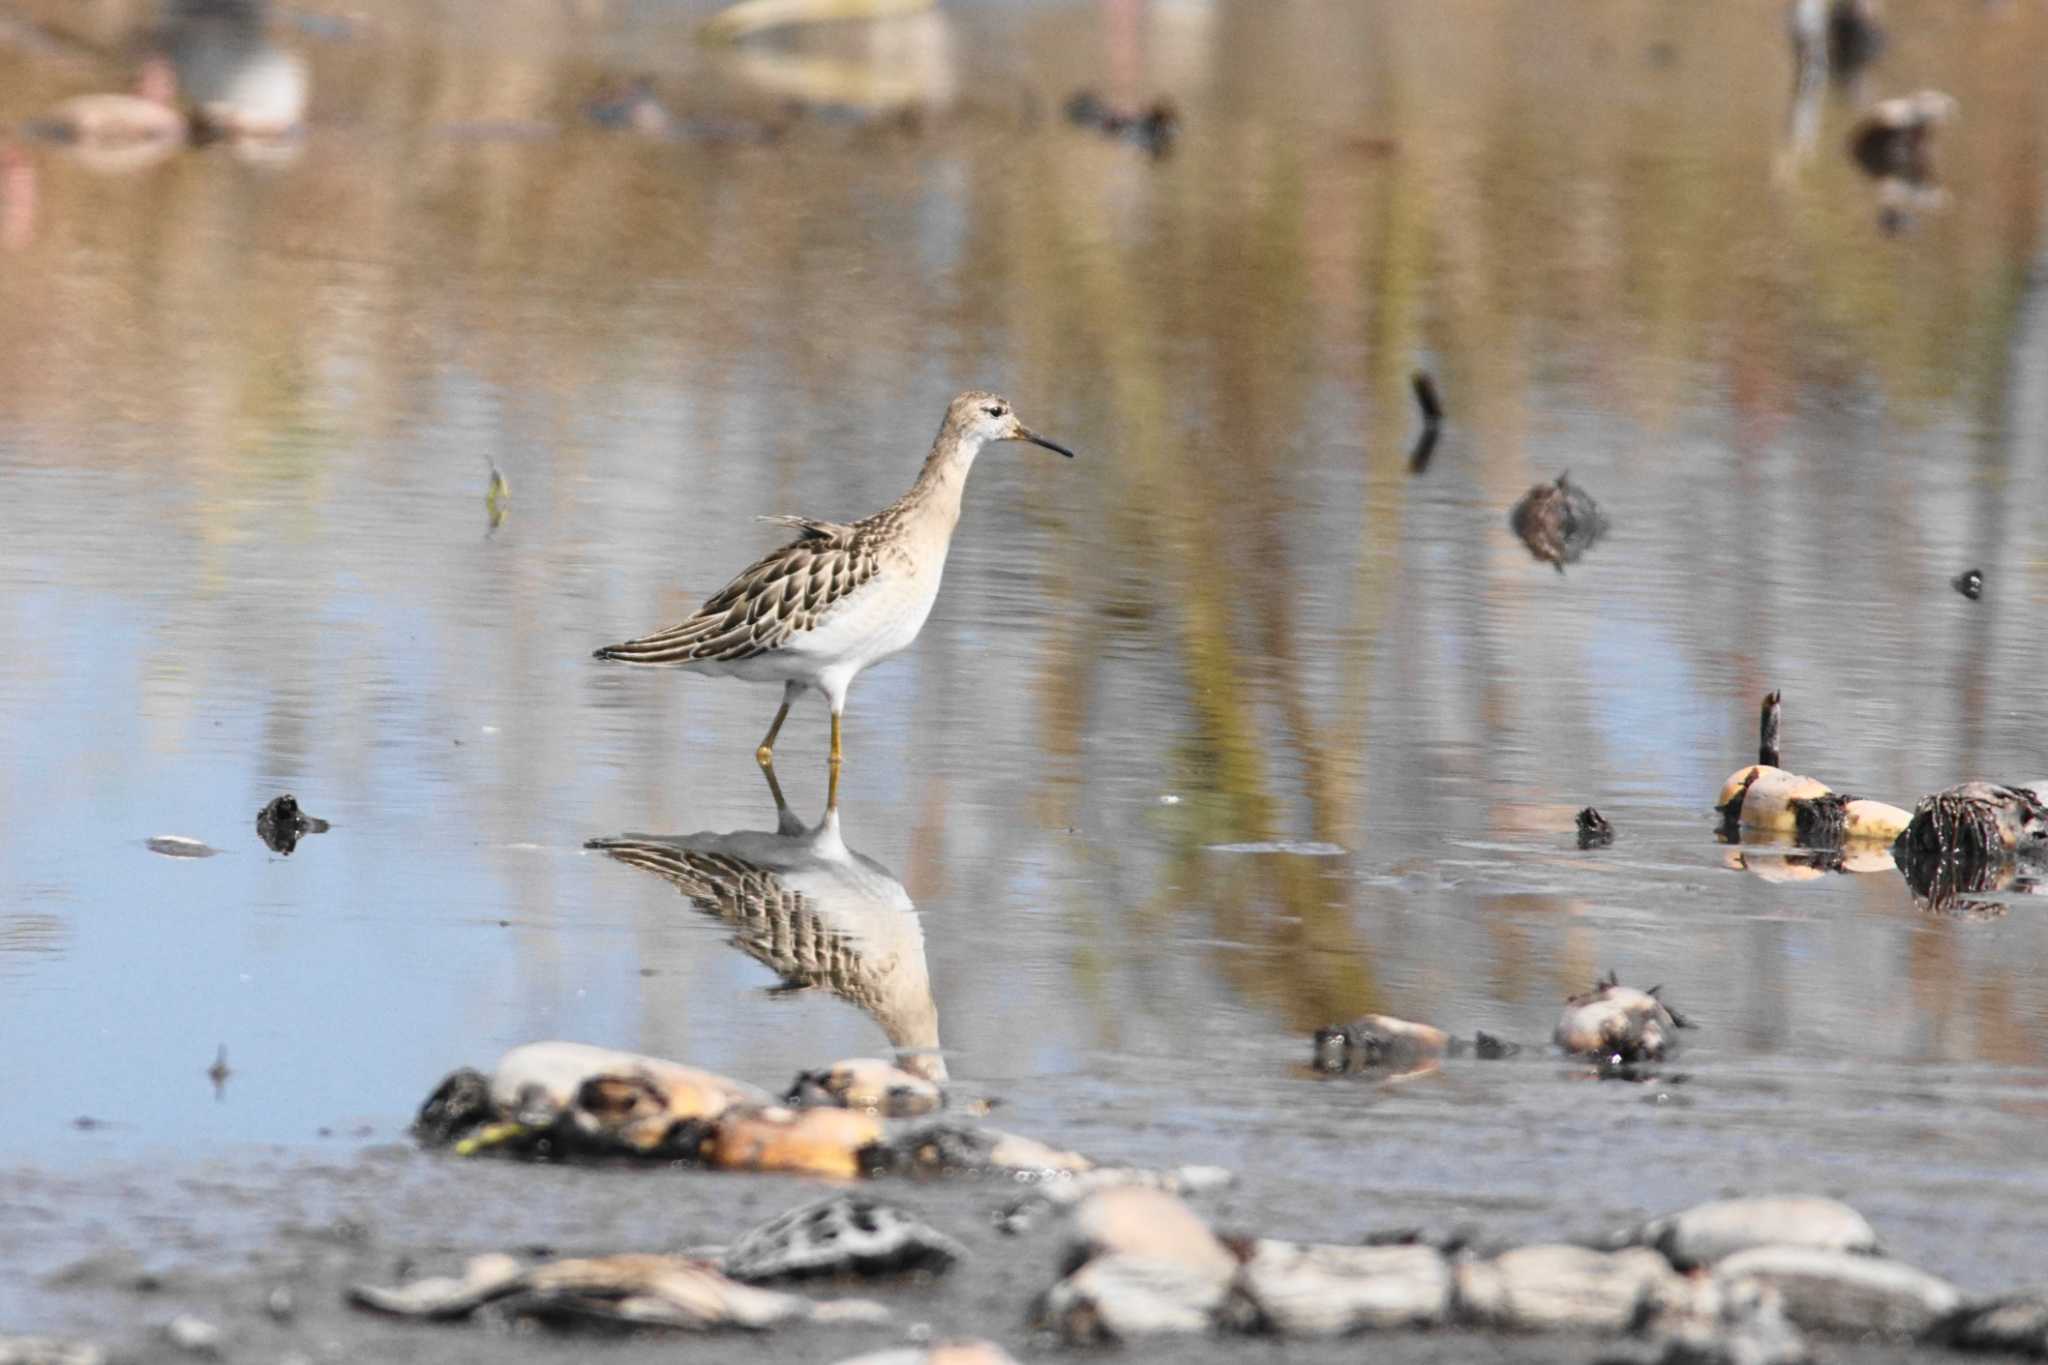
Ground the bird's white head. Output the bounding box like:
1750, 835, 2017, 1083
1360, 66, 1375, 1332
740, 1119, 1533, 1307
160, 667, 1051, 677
941, 390, 1076, 461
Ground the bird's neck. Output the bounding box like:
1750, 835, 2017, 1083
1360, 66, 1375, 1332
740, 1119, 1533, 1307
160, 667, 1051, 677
895, 432, 982, 534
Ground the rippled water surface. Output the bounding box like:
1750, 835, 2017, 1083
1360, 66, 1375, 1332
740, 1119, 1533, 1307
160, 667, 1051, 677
4, 0, 2048, 1349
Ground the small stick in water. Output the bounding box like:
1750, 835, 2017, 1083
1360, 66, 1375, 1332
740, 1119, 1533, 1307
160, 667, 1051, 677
1411, 370, 1444, 424
1408, 371, 1444, 473
1759, 690, 1782, 768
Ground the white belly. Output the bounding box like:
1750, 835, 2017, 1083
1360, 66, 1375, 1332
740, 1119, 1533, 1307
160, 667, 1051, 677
697, 562, 944, 691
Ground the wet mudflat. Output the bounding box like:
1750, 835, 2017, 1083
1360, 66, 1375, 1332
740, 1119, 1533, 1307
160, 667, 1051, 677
4, 0, 2048, 1360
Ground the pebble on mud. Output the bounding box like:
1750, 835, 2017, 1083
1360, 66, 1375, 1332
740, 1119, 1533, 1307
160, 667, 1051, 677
1233, 1240, 1453, 1336
1310, 1014, 1449, 1077
722, 1194, 964, 1283
1454, 1245, 1689, 1333
161, 1315, 222, 1358
1651, 1277, 1811, 1365
1037, 1254, 1233, 1343
350, 1252, 888, 1331
1509, 472, 1607, 572
1712, 1246, 1960, 1338
1631, 1196, 1879, 1271
1928, 1287, 2048, 1357
1063, 1187, 1237, 1281
1554, 974, 1691, 1066
0, 1340, 108, 1365
828, 1344, 1019, 1365
788, 1058, 944, 1117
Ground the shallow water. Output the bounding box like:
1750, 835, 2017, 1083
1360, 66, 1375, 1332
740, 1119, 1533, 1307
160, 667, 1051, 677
4, 0, 2048, 1352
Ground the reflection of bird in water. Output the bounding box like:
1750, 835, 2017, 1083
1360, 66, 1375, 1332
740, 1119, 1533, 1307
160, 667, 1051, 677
587, 771, 946, 1082
154, 0, 308, 140
1849, 90, 1955, 181
1847, 90, 1957, 234
1787, 0, 1885, 89
594, 392, 1072, 809
1780, 0, 1885, 175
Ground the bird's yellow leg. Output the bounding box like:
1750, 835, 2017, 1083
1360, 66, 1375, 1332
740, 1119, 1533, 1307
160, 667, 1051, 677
827, 710, 843, 810
756, 696, 792, 768
760, 757, 792, 815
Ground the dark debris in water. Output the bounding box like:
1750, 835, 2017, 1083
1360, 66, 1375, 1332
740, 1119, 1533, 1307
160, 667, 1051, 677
1952, 567, 1983, 600
1509, 472, 1607, 572
1062, 90, 1178, 159
1576, 807, 1614, 848
1409, 370, 1444, 473
257, 793, 330, 855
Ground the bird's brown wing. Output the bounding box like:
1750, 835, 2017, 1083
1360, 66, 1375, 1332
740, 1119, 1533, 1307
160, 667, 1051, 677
594, 524, 882, 665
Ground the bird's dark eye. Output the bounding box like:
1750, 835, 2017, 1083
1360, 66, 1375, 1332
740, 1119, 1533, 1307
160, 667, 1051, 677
983, 404, 1004, 417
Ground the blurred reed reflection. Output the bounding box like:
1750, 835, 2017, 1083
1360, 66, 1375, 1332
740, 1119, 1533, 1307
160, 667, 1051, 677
587, 765, 945, 1083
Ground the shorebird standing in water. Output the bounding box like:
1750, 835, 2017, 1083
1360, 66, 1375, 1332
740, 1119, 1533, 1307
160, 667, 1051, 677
594, 391, 1074, 808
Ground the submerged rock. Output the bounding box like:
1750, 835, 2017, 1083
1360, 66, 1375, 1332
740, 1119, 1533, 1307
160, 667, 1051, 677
351, 1253, 887, 1331
723, 1195, 962, 1283
1928, 1288, 2048, 1357
1555, 974, 1691, 1066
1713, 1246, 1960, 1337
1233, 1240, 1453, 1336
1509, 472, 1607, 571
1455, 1245, 1689, 1333
1310, 1014, 1449, 1076
787, 1058, 943, 1117
1632, 1196, 1879, 1271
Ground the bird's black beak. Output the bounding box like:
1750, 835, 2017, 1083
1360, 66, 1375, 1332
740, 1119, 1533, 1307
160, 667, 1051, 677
1015, 426, 1076, 459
